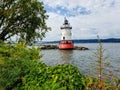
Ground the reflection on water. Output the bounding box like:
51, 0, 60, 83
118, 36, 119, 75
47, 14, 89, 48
59, 50, 73, 64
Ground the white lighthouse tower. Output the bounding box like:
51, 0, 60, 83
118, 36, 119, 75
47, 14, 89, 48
59, 18, 74, 49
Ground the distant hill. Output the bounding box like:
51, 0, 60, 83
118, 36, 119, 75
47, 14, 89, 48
73, 38, 120, 43
37, 38, 120, 44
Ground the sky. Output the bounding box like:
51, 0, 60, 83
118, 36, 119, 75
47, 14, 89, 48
40, 0, 120, 41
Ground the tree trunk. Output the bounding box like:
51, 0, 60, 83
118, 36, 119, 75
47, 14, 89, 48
0, 30, 8, 41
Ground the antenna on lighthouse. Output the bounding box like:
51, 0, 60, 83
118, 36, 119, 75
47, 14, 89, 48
64, 14, 68, 22
64, 14, 67, 19
64, 17, 67, 20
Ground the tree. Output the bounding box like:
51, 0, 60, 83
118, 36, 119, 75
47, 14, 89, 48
0, 0, 50, 43
93, 36, 110, 89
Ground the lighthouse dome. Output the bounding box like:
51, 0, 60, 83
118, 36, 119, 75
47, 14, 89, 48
60, 18, 72, 29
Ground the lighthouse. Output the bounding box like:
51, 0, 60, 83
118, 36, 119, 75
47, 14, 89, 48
59, 18, 74, 49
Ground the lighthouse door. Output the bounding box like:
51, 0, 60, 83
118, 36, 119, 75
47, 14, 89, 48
63, 37, 65, 40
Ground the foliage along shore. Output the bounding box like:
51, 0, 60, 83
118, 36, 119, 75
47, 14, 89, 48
39, 44, 89, 50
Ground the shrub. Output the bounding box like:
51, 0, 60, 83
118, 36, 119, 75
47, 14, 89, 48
39, 64, 85, 90
0, 42, 42, 89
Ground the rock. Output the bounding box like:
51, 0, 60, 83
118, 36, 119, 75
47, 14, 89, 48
74, 46, 89, 50
39, 45, 89, 50
40, 45, 58, 49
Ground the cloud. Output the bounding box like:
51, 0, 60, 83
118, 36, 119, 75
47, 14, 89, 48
44, 4, 91, 16
40, 0, 120, 41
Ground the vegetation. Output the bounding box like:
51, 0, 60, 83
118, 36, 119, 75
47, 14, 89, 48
0, 0, 50, 43
0, 41, 41, 89
0, 42, 85, 90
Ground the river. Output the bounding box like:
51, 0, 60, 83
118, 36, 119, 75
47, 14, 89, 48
41, 43, 120, 77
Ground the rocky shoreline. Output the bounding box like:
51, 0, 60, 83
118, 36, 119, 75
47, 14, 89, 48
39, 45, 89, 50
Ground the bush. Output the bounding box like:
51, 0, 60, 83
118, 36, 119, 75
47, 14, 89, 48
0, 42, 42, 89
20, 64, 86, 90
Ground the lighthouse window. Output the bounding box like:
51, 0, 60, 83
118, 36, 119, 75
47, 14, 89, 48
63, 37, 65, 40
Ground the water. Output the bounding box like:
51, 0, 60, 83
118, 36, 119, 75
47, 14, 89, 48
41, 43, 120, 77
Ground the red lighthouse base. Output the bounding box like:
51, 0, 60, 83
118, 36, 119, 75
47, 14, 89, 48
59, 40, 74, 50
